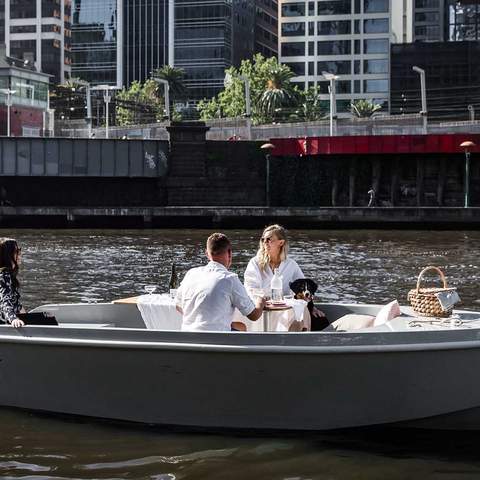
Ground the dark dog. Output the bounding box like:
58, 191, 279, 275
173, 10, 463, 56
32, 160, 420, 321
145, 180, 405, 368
289, 278, 329, 331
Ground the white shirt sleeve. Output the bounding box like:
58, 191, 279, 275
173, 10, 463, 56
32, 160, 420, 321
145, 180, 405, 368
283, 259, 305, 295
292, 260, 304, 282
175, 271, 189, 309
231, 276, 255, 317
244, 257, 262, 293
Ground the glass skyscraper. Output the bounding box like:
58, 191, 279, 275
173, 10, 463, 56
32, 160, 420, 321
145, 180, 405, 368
124, 0, 169, 86
174, 0, 255, 101
71, 0, 122, 86
255, 0, 278, 58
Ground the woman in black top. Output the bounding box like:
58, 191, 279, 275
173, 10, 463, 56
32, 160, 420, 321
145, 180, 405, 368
0, 238, 25, 328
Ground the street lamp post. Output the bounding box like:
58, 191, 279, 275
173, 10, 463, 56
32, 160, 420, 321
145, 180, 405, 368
322, 71, 339, 137
412, 66, 428, 134
152, 78, 170, 121
0, 88, 17, 137
468, 104, 475, 123
261, 143, 275, 207
91, 85, 120, 139
461, 140, 476, 208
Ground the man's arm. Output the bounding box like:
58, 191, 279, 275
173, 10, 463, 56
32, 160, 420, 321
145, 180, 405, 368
232, 276, 265, 321
246, 296, 266, 321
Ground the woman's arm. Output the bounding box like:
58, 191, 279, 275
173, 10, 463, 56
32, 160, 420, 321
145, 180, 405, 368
0, 272, 24, 327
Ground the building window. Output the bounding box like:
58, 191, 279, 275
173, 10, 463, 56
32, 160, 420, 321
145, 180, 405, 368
10, 25, 37, 34
354, 39, 361, 53
281, 3, 305, 17
415, 12, 440, 22
285, 62, 306, 75
364, 0, 389, 13
317, 81, 329, 93
281, 42, 306, 56
415, 25, 440, 39
364, 59, 388, 74
363, 18, 389, 33
10, 0, 36, 18
281, 22, 306, 36
317, 0, 352, 15
415, 0, 439, 8
363, 79, 389, 93
337, 80, 351, 93
317, 20, 351, 35
447, 1, 480, 41
317, 60, 351, 74
363, 38, 389, 53
317, 40, 351, 55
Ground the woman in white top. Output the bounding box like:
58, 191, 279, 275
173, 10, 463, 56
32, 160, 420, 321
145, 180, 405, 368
244, 224, 304, 296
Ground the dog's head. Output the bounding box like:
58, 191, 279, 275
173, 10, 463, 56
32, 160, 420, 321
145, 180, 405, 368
289, 278, 318, 301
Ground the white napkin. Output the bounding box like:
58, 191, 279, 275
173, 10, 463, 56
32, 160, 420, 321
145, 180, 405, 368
435, 290, 460, 312
137, 294, 182, 330
284, 298, 308, 322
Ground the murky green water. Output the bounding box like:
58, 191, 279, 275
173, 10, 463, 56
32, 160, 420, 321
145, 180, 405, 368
2, 228, 480, 479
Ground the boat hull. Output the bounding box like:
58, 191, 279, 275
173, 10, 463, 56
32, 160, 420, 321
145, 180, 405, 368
2, 326, 480, 430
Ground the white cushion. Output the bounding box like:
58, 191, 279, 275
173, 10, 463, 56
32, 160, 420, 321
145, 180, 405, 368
328, 314, 375, 331
374, 300, 401, 327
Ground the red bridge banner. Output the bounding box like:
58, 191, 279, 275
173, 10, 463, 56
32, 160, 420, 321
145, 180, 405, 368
269, 134, 480, 157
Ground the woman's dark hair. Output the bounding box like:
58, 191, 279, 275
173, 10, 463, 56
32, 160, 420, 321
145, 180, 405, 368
0, 238, 20, 288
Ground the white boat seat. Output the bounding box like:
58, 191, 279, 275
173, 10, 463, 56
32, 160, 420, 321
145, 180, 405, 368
324, 314, 375, 332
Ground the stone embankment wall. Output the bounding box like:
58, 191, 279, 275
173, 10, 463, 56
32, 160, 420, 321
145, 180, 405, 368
0, 124, 478, 212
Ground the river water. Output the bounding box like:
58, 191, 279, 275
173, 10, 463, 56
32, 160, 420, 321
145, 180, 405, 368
2, 228, 480, 479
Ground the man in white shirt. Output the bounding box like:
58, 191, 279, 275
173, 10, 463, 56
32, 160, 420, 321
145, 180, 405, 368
176, 233, 265, 332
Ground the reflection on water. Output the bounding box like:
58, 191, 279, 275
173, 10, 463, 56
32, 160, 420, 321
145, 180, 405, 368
3, 409, 480, 480
2, 228, 480, 479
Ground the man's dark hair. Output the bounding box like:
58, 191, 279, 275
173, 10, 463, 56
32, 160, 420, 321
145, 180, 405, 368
206, 233, 231, 255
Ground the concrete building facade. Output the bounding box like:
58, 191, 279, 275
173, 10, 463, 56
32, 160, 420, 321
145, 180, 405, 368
279, 0, 392, 113
3, 0, 72, 83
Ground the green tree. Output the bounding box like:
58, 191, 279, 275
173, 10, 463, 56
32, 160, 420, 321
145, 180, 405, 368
197, 54, 297, 125
258, 66, 296, 122
351, 99, 382, 118
116, 79, 164, 126
151, 65, 187, 100
290, 86, 327, 122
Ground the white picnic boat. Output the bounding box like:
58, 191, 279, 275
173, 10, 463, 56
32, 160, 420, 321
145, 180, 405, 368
1, 300, 480, 431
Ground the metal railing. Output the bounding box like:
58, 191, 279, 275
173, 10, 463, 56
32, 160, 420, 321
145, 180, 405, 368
52, 114, 480, 140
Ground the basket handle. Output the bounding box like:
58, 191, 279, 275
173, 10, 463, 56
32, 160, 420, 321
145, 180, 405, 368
416, 266, 448, 293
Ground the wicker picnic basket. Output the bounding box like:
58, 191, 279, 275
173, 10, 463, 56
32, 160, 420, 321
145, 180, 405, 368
407, 266, 457, 317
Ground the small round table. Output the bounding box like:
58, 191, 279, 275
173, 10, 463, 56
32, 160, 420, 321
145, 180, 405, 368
263, 303, 292, 332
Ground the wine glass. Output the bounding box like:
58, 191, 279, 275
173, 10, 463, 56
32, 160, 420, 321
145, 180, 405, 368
144, 285, 157, 295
